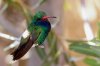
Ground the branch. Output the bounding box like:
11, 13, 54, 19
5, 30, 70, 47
0, 32, 17, 40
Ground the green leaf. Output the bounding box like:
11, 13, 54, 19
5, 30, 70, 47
47, 31, 59, 64
47, 31, 54, 46
84, 57, 100, 66
67, 39, 87, 43
97, 22, 100, 40
35, 47, 47, 60
69, 42, 100, 57
90, 39, 100, 45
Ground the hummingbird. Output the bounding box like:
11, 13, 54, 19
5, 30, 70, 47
11, 11, 56, 60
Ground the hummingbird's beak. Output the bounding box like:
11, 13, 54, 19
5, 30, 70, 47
47, 16, 56, 18
42, 16, 56, 20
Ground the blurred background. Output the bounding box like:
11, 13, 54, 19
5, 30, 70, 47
0, 0, 100, 66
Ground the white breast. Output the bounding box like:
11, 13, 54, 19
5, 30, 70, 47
22, 30, 30, 38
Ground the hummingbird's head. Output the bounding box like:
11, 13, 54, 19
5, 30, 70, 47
34, 11, 56, 21
34, 11, 46, 20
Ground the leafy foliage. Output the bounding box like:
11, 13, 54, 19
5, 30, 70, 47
68, 22, 100, 66
69, 41, 100, 57
84, 57, 100, 66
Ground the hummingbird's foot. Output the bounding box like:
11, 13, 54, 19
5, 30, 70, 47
32, 44, 38, 47
38, 45, 44, 48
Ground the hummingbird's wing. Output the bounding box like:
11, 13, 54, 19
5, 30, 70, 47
10, 28, 42, 61
11, 30, 37, 60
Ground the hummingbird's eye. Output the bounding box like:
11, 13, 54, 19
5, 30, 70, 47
37, 18, 41, 20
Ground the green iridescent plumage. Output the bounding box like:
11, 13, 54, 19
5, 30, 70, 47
11, 11, 56, 60
27, 11, 50, 45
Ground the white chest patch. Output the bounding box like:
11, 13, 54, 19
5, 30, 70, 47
22, 30, 30, 38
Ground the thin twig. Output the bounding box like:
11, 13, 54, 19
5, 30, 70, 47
52, 30, 76, 66
0, 32, 17, 40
